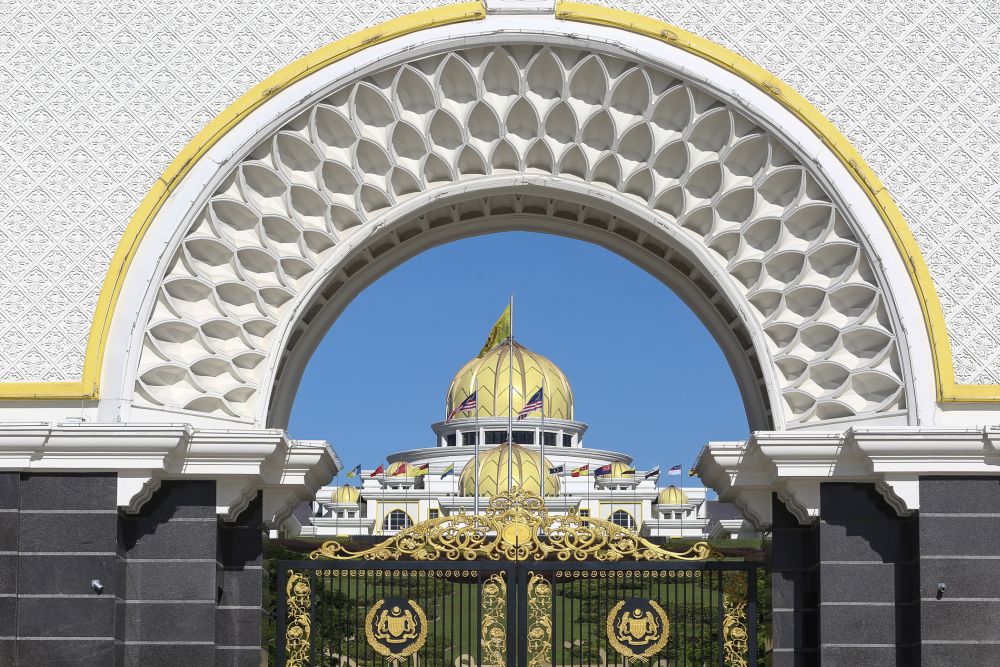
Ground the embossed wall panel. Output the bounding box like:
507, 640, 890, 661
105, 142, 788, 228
0, 0, 996, 386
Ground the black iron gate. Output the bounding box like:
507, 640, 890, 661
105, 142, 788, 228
278, 559, 756, 666
277, 489, 757, 666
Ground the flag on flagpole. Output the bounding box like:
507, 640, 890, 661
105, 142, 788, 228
516, 388, 544, 420
644, 466, 660, 479
478, 304, 512, 357
621, 468, 636, 476
370, 464, 385, 477
346, 464, 361, 478
688, 468, 698, 477
449, 391, 478, 420
667, 464, 682, 476
594, 464, 613, 477
413, 463, 430, 476
391, 463, 408, 477
571, 464, 590, 477
440, 463, 455, 479
548, 464, 564, 474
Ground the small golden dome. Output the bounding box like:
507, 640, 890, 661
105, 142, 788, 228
446, 341, 573, 420
459, 444, 560, 497
386, 461, 414, 478
657, 485, 689, 505
606, 462, 636, 478
330, 486, 360, 503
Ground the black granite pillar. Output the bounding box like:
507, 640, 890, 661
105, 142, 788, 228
216, 492, 264, 666
11, 473, 119, 665
0, 473, 18, 664
919, 476, 1000, 665
770, 493, 820, 666
120, 480, 218, 666
818, 483, 919, 665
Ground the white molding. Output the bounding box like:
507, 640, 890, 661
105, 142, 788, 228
696, 428, 1000, 527
0, 423, 338, 526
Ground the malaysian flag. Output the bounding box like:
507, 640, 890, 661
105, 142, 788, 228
449, 391, 477, 420
516, 388, 544, 420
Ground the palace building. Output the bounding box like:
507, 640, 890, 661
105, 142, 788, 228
290, 337, 753, 540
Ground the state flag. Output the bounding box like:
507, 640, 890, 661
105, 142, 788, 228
594, 464, 613, 477
391, 463, 408, 477
370, 464, 385, 477
346, 464, 362, 478
413, 463, 430, 476
644, 466, 660, 479
549, 464, 564, 474
571, 464, 589, 477
440, 463, 455, 478
667, 464, 682, 476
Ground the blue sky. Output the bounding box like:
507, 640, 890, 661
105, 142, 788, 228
288, 231, 748, 477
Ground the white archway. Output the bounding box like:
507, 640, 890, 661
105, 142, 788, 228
97, 11, 936, 433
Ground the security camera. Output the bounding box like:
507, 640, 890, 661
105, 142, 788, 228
91, 580, 104, 594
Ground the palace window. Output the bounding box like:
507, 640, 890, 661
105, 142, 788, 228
429, 509, 440, 519
563, 434, 573, 447
383, 510, 412, 532
446, 434, 457, 447
462, 432, 478, 446
543, 432, 556, 447
610, 510, 636, 530
579, 509, 589, 517
512, 431, 534, 445
485, 430, 505, 445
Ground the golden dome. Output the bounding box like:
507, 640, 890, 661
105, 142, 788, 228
658, 486, 689, 505
386, 461, 414, 478
459, 444, 560, 497
330, 486, 361, 503
446, 341, 573, 420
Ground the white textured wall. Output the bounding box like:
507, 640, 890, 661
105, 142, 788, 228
0, 0, 997, 384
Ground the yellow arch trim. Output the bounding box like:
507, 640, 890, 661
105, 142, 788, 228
1, 1, 989, 404
0, 2, 486, 401
556, 2, 985, 403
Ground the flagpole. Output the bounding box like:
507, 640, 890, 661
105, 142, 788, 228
507, 294, 513, 492
539, 378, 545, 498
474, 377, 480, 516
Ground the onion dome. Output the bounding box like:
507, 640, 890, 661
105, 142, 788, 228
446, 341, 573, 420
459, 443, 560, 497
386, 461, 414, 478
329, 486, 360, 503
657, 485, 689, 505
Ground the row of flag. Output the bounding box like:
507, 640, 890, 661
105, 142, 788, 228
344, 462, 684, 480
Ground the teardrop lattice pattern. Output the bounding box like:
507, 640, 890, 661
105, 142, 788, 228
136, 45, 905, 425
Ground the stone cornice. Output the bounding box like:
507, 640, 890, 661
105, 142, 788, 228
0, 423, 338, 526
696, 428, 1000, 528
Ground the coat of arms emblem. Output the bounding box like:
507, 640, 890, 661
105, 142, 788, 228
365, 597, 428, 661
607, 597, 670, 661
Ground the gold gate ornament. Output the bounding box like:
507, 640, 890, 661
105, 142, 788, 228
309, 487, 712, 561
607, 598, 670, 663
365, 597, 428, 662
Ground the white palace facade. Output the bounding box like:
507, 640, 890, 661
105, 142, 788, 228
291, 337, 751, 541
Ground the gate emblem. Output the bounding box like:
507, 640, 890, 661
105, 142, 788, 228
365, 597, 428, 661
607, 598, 670, 661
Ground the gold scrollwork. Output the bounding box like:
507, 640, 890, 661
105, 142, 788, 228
481, 572, 507, 667
526, 573, 553, 667
722, 594, 749, 667
309, 487, 712, 561
285, 570, 311, 667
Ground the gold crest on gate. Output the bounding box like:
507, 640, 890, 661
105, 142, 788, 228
365, 597, 428, 661
607, 598, 670, 661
